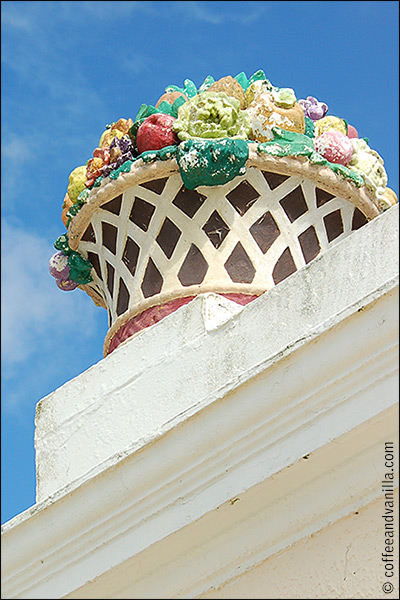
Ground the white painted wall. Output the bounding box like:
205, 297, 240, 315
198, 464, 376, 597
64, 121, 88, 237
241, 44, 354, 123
198, 491, 399, 600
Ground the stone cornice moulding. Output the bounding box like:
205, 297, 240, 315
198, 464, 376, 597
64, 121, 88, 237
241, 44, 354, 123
1, 320, 398, 599
1, 205, 398, 600
34, 204, 398, 500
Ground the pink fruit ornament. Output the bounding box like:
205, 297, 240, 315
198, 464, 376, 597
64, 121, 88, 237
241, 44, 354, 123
136, 113, 180, 153
346, 124, 359, 139
314, 130, 353, 165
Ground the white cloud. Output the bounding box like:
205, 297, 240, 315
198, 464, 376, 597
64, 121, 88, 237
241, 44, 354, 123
1, 133, 34, 162
57, 0, 151, 20
0, 132, 36, 203
1, 0, 152, 33
1, 3, 107, 120
172, 1, 266, 26
1, 220, 100, 366
176, 1, 224, 25
0, 7, 33, 31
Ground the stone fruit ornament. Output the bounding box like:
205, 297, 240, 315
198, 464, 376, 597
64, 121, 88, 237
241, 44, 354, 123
298, 96, 328, 121
102, 135, 136, 178
349, 138, 389, 208
314, 115, 347, 137
207, 75, 247, 109
85, 147, 110, 187
172, 91, 251, 141
48, 251, 79, 291
380, 187, 398, 207
244, 78, 275, 107
346, 124, 359, 139
314, 130, 354, 166
245, 88, 305, 142
155, 90, 187, 108
51, 69, 398, 297
67, 165, 87, 203
99, 118, 133, 149
61, 193, 74, 228
136, 113, 180, 154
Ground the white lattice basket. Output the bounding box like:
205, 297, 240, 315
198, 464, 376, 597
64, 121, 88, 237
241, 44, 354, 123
68, 146, 380, 355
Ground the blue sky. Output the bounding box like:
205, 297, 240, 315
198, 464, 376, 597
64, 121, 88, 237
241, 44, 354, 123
1, 1, 399, 524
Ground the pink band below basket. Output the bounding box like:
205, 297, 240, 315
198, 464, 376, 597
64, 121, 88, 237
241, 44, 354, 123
107, 293, 259, 355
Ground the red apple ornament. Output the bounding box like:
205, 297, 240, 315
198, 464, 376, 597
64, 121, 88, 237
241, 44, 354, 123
136, 113, 179, 153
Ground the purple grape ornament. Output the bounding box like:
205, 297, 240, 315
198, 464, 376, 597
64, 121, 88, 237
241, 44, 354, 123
103, 135, 136, 177
49, 251, 79, 291
55, 277, 79, 291
49, 251, 70, 280
298, 96, 328, 121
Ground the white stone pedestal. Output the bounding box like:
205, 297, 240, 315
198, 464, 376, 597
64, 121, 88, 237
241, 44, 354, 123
1, 204, 398, 599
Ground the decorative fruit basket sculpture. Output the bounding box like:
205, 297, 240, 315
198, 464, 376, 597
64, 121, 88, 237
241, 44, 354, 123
49, 70, 397, 356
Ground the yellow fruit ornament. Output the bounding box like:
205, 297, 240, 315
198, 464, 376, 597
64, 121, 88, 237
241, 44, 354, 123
245, 90, 305, 143
314, 115, 347, 137
67, 165, 87, 204
99, 118, 133, 148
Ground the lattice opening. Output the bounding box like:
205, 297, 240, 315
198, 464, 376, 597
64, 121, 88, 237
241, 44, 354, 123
280, 186, 309, 222
262, 171, 290, 190
156, 218, 182, 258
172, 186, 206, 217
102, 222, 118, 254
116, 278, 130, 316
202, 211, 230, 249
249, 211, 280, 254
178, 244, 208, 287
141, 259, 163, 298
226, 180, 260, 216
87, 251, 102, 279
324, 209, 344, 242
298, 226, 321, 264
122, 236, 140, 276
316, 188, 335, 208
106, 261, 115, 297
140, 177, 168, 195
129, 197, 156, 231
178, 244, 209, 286
352, 208, 368, 230
272, 247, 297, 284
81, 223, 96, 243
224, 242, 256, 284
102, 194, 122, 215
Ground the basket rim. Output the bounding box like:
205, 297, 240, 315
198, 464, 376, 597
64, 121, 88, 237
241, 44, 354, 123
67, 143, 381, 251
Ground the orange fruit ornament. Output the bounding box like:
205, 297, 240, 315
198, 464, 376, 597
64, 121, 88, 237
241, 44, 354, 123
61, 193, 73, 228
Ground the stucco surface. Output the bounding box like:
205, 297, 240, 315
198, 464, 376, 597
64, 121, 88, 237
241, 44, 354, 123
198, 491, 399, 600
